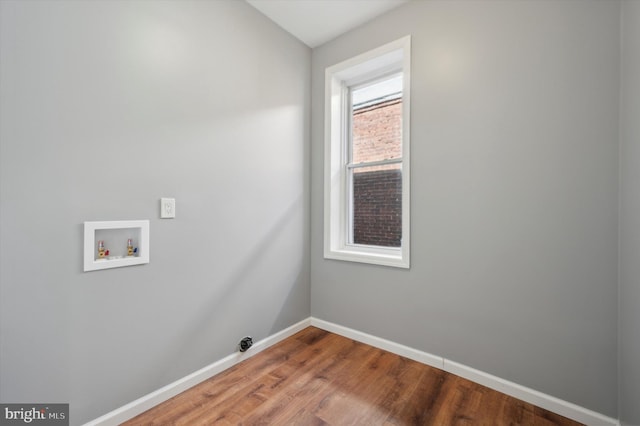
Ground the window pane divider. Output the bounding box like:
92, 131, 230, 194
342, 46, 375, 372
347, 158, 402, 169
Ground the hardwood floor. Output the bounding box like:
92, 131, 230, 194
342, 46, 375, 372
124, 327, 583, 425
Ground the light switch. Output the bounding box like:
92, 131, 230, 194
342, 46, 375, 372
160, 198, 175, 219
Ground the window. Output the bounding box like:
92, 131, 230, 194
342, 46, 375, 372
324, 36, 411, 268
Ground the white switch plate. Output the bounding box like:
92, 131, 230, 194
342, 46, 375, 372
160, 198, 175, 218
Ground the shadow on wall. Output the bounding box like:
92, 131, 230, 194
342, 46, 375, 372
269, 267, 309, 335
160, 193, 307, 367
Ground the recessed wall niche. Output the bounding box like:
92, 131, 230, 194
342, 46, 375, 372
83, 220, 150, 272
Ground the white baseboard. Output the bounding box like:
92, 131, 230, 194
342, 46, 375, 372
309, 317, 444, 370
443, 359, 619, 426
85, 317, 619, 426
84, 318, 311, 426
310, 317, 619, 426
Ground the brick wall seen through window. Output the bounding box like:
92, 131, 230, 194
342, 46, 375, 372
352, 99, 402, 247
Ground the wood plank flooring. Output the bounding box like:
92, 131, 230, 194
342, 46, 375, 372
123, 327, 583, 425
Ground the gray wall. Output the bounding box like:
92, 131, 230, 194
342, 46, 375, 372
0, 1, 310, 424
619, 1, 640, 424
2, 0, 634, 423
311, 0, 620, 417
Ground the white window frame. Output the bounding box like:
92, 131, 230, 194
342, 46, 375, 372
324, 36, 411, 268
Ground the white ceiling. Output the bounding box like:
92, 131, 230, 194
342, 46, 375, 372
246, 0, 410, 48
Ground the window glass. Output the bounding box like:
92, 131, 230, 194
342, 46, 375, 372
351, 163, 402, 247
351, 75, 403, 164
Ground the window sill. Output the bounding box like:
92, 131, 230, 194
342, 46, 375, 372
324, 246, 409, 269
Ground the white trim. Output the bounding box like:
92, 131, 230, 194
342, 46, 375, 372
83, 318, 311, 426
324, 35, 411, 269
310, 317, 619, 426
443, 360, 619, 426
84, 317, 619, 426
310, 317, 442, 369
